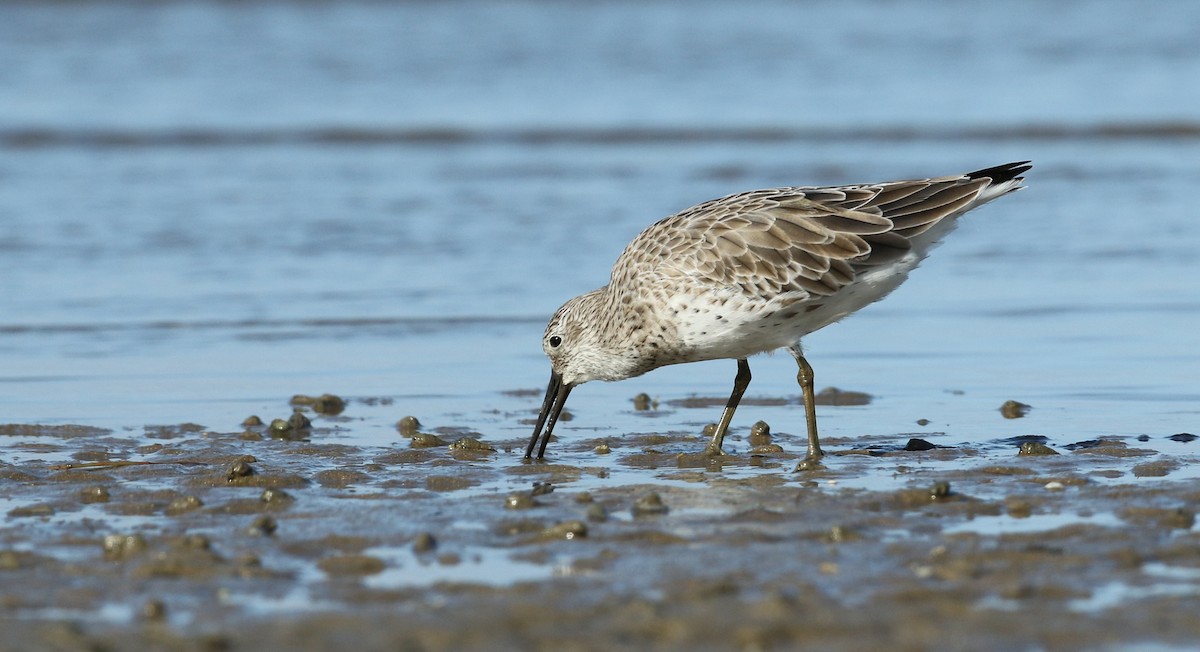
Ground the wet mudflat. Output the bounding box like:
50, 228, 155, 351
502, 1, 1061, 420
4, 1, 1200, 649
3, 392, 1200, 651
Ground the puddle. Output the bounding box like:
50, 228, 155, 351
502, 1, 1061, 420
219, 585, 342, 619
1071, 563, 1200, 612
363, 546, 559, 589
9, 603, 137, 627
945, 511, 1123, 536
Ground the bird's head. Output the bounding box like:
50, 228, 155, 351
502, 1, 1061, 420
525, 289, 645, 459
540, 290, 642, 386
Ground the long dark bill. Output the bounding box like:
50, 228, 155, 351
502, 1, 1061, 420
524, 370, 573, 459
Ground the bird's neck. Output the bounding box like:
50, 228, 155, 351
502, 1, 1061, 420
587, 284, 682, 378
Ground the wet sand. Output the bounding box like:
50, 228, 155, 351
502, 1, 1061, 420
3, 395, 1199, 651
5, 1, 1200, 649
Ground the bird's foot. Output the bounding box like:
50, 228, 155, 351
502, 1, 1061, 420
793, 452, 824, 472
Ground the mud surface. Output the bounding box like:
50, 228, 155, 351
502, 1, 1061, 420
5, 4, 1200, 649
3, 395, 1200, 651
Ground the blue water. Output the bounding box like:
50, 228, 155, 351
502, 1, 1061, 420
3, 1, 1198, 129
2, 0, 1198, 447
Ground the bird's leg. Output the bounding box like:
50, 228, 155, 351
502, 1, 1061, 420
789, 346, 824, 466
705, 358, 750, 456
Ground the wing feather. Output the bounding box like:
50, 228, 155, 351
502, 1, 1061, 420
613, 163, 1029, 310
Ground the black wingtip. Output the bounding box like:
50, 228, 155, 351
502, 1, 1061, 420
967, 161, 1032, 184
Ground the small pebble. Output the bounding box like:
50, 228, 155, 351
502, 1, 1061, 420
449, 437, 495, 452
103, 534, 147, 561
1007, 500, 1033, 518
586, 503, 609, 522
749, 421, 772, 447
242, 415, 264, 427
287, 411, 312, 430
814, 387, 872, 406
999, 400, 1031, 419
826, 525, 858, 543
542, 520, 588, 540
165, 496, 203, 516
1019, 442, 1059, 456
410, 432, 448, 448
632, 492, 669, 517
227, 460, 256, 482
260, 488, 293, 504
412, 532, 438, 553
311, 394, 346, 416
505, 494, 537, 510
247, 515, 277, 537
396, 416, 422, 436
79, 486, 110, 504
142, 600, 167, 621
6, 504, 54, 518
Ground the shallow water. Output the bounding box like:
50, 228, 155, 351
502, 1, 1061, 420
4, 136, 1196, 445
3, 1, 1200, 649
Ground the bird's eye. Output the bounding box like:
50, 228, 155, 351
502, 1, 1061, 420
549, 335, 562, 348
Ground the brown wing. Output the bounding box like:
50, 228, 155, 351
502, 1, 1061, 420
614, 162, 1029, 302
